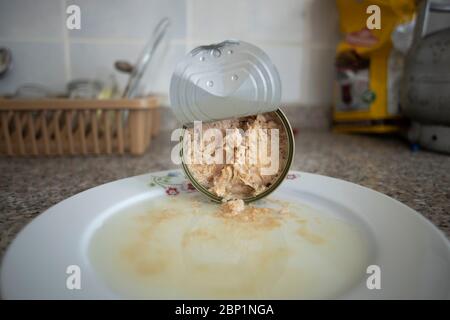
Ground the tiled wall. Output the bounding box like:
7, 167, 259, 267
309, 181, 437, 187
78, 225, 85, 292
0, 0, 187, 100
187, 0, 340, 107
0, 0, 339, 109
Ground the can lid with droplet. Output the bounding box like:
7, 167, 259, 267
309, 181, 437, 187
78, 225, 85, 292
169, 40, 281, 124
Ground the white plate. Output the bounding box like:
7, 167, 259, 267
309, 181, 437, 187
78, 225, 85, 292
1, 170, 449, 299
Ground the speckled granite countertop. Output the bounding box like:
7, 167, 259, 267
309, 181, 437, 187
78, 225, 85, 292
1, 130, 449, 257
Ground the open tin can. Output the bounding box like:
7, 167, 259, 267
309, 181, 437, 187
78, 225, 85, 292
170, 40, 294, 203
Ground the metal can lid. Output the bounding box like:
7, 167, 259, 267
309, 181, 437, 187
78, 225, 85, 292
170, 40, 281, 124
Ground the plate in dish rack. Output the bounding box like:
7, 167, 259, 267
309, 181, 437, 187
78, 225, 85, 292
1, 170, 449, 299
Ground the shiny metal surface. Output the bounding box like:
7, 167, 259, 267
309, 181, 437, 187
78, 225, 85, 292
401, 0, 450, 125
170, 40, 281, 124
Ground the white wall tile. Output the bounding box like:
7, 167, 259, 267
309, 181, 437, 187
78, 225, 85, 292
67, 0, 186, 40
262, 44, 335, 106
0, 0, 64, 40
0, 0, 339, 109
245, 0, 312, 43
187, 0, 339, 107
188, 0, 339, 46
187, 0, 249, 42
298, 47, 336, 107
0, 41, 66, 95
308, 0, 340, 46
261, 45, 304, 104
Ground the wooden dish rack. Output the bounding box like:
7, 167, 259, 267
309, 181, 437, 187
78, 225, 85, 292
0, 96, 160, 156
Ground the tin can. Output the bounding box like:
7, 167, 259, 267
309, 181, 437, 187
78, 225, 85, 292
170, 40, 295, 203
180, 109, 294, 203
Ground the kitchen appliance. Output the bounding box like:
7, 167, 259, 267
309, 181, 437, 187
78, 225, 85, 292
401, 0, 450, 153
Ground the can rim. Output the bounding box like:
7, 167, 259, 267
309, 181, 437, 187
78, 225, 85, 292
180, 108, 295, 203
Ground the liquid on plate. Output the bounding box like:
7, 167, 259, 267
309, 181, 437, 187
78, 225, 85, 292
89, 193, 369, 299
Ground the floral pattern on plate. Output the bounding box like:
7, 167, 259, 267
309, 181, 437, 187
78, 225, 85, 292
149, 170, 298, 196
149, 171, 196, 196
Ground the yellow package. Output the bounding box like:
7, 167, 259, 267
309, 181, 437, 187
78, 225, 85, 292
333, 0, 415, 133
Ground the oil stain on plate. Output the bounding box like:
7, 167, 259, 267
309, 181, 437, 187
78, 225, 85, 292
88, 193, 369, 299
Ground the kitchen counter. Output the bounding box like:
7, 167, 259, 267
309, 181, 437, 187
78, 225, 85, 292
1, 130, 449, 257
